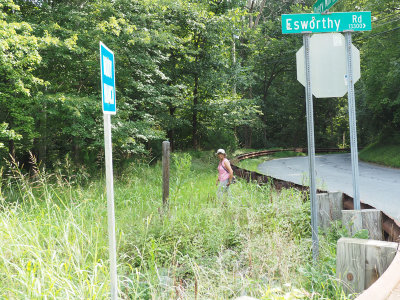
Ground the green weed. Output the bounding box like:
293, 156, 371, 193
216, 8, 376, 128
0, 152, 351, 299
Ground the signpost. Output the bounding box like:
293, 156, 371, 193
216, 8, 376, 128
281, 10, 371, 260
303, 32, 319, 261
100, 41, 118, 299
313, 0, 339, 13
344, 32, 361, 210
282, 12, 371, 34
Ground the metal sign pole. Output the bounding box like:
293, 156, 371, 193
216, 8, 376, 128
303, 33, 319, 261
344, 31, 361, 210
103, 113, 118, 299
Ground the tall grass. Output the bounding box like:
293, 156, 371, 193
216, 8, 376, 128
0, 162, 110, 298
0, 152, 353, 299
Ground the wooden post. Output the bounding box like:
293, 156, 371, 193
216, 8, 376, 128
337, 238, 398, 294
342, 209, 383, 240
361, 209, 383, 240
162, 141, 170, 209
337, 237, 365, 293
317, 191, 343, 230
357, 251, 400, 300
342, 210, 362, 236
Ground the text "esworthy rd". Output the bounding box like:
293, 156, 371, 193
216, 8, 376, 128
281, 12, 371, 34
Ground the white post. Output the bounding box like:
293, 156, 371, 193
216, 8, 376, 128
103, 113, 118, 299
344, 31, 361, 210
162, 141, 170, 210
303, 33, 319, 261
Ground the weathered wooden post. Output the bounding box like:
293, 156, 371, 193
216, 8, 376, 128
337, 238, 398, 294
342, 210, 362, 236
342, 209, 383, 240
162, 141, 170, 210
357, 250, 400, 299
361, 209, 383, 240
317, 192, 343, 230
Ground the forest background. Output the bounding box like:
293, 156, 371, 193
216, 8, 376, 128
0, 0, 399, 169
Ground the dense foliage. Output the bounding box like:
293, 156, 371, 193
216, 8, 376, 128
0, 0, 399, 167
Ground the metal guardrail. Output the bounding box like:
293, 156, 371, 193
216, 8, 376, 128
231, 148, 400, 242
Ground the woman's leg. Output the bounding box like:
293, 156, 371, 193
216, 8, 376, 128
217, 179, 229, 199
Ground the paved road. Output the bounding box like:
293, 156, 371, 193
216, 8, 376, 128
258, 153, 400, 222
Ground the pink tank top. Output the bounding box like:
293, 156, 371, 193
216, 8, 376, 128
218, 158, 231, 182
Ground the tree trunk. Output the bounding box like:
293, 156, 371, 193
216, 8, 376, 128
263, 69, 277, 103
263, 127, 268, 147
232, 39, 236, 95
38, 106, 47, 166
192, 74, 199, 149
8, 139, 15, 161
249, 127, 252, 147
73, 137, 80, 163
254, 0, 267, 28
245, 126, 252, 148
168, 104, 176, 151
167, 129, 174, 152
247, 0, 254, 28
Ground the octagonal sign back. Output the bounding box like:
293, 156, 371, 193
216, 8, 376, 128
296, 33, 360, 98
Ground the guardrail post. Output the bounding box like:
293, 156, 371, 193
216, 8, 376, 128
361, 209, 383, 240
317, 192, 343, 230
342, 209, 383, 240
337, 238, 398, 294
342, 210, 362, 236
356, 251, 400, 300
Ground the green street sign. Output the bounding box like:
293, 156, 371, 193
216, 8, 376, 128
313, 0, 339, 13
282, 12, 371, 34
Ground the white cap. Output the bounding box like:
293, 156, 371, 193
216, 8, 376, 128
216, 149, 226, 155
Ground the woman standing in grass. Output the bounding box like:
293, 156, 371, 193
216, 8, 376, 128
216, 149, 234, 199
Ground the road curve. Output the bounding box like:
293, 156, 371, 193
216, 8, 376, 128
258, 153, 400, 222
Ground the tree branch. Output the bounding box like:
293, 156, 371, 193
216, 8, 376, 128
254, 0, 267, 28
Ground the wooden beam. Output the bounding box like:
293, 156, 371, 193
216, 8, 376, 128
362, 209, 383, 240
337, 238, 365, 294
337, 238, 398, 294
342, 210, 383, 240
317, 191, 343, 230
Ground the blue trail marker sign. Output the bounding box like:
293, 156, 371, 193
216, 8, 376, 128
313, 0, 339, 13
281, 11, 371, 34
99, 41, 118, 299
100, 42, 116, 114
